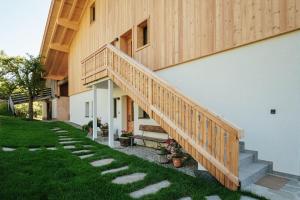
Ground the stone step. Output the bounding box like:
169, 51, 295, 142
63, 145, 76, 149
72, 149, 91, 154
239, 150, 257, 168
112, 173, 146, 184
90, 158, 114, 167
239, 141, 245, 152
79, 154, 94, 159
129, 180, 171, 199
101, 166, 129, 175
239, 161, 272, 189
178, 197, 192, 200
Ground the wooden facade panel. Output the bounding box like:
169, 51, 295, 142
69, 0, 300, 95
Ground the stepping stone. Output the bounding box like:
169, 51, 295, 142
59, 141, 81, 144
178, 197, 192, 200
59, 138, 73, 141
29, 148, 41, 151
79, 154, 94, 159
206, 195, 221, 200
47, 147, 57, 150
112, 173, 146, 184
82, 145, 93, 148
58, 135, 68, 138
240, 196, 258, 200
130, 180, 171, 199
63, 145, 76, 149
90, 159, 114, 167
51, 127, 60, 131
56, 130, 68, 133
72, 149, 91, 154
2, 147, 16, 152
101, 166, 129, 175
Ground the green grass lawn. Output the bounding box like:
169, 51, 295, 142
0, 116, 266, 200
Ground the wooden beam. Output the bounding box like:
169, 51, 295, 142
44, 74, 65, 80
57, 18, 79, 31
68, 0, 79, 20
49, 43, 69, 53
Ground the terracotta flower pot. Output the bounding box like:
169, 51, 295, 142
172, 157, 182, 168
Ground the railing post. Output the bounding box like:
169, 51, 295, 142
148, 78, 153, 117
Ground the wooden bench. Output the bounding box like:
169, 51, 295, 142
132, 125, 168, 148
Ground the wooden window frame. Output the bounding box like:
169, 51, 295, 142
90, 2, 96, 24
136, 18, 150, 51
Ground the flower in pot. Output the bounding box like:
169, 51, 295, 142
172, 150, 184, 168
119, 131, 133, 147
100, 123, 108, 137
157, 146, 169, 164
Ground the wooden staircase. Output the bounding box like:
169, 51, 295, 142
81, 44, 244, 190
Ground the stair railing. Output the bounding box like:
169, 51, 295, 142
81, 44, 244, 190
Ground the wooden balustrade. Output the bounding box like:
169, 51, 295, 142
81, 44, 243, 190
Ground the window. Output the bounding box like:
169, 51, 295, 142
113, 98, 117, 118
85, 102, 89, 117
90, 2, 96, 23
137, 19, 149, 49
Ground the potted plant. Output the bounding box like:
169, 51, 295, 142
157, 146, 169, 164
100, 123, 108, 137
119, 130, 133, 147
172, 148, 184, 168
165, 139, 184, 168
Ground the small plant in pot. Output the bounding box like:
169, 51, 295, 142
119, 130, 133, 147
157, 146, 169, 164
172, 149, 184, 168
100, 123, 108, 137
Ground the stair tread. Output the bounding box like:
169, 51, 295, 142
239, 152, 253, 161
239, 161, 269, 180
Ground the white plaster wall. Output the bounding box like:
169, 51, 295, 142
70, 89, 108, 126
51, 98, 57, 119
156, 31, 300, 176
113, 87, 127, 136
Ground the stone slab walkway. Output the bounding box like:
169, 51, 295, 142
129, 180, 171, 199
90, 159, 114, 167
112, 173, 146, 184
101, 166, 129, 175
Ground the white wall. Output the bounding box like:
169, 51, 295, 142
70, 89, 108, 126
69, 85, 127, 136
51, 98, 57, 119
157, 31, 300, 176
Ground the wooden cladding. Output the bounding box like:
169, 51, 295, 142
69, 0, 300, 95
81, 44, 243, 190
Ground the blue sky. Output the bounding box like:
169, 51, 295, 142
0, 0, 51, 56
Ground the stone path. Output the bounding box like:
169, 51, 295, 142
55, 130, 68, 133
82, 145, 93, 148
129, 180, 171, 199
46, 147, 57, 150
63, 145, 76, 149
2, 147, 16, 151
29, 148, 41, 151
79, 154, 94, 159
72, 149, 91, 154
112, 173, 146, 184
90, 159, 115, 167
59, 141, 81, 144
59, 138, 74, 141
178, 197, 192, 200
101, 166, 129, 175
206, 195, 221, 200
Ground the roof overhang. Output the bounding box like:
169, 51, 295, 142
40, 0, 89, 80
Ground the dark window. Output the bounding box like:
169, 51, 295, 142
90, 3, 96, 23
137, 19, 149, 48
113, 98, 117, 118
143, 26, 148, 45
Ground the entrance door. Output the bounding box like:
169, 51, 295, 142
120, 29, 133, 57
127, 96, 134, 132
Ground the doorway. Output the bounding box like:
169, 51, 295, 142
126, 96, 134, 132
120, 29, 133, 57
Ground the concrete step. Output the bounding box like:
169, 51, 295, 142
239, 160, 272, 189
239, 150, 257, 169
239, 141, 245, 152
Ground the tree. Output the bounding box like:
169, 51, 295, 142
0, 54, 45, 120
